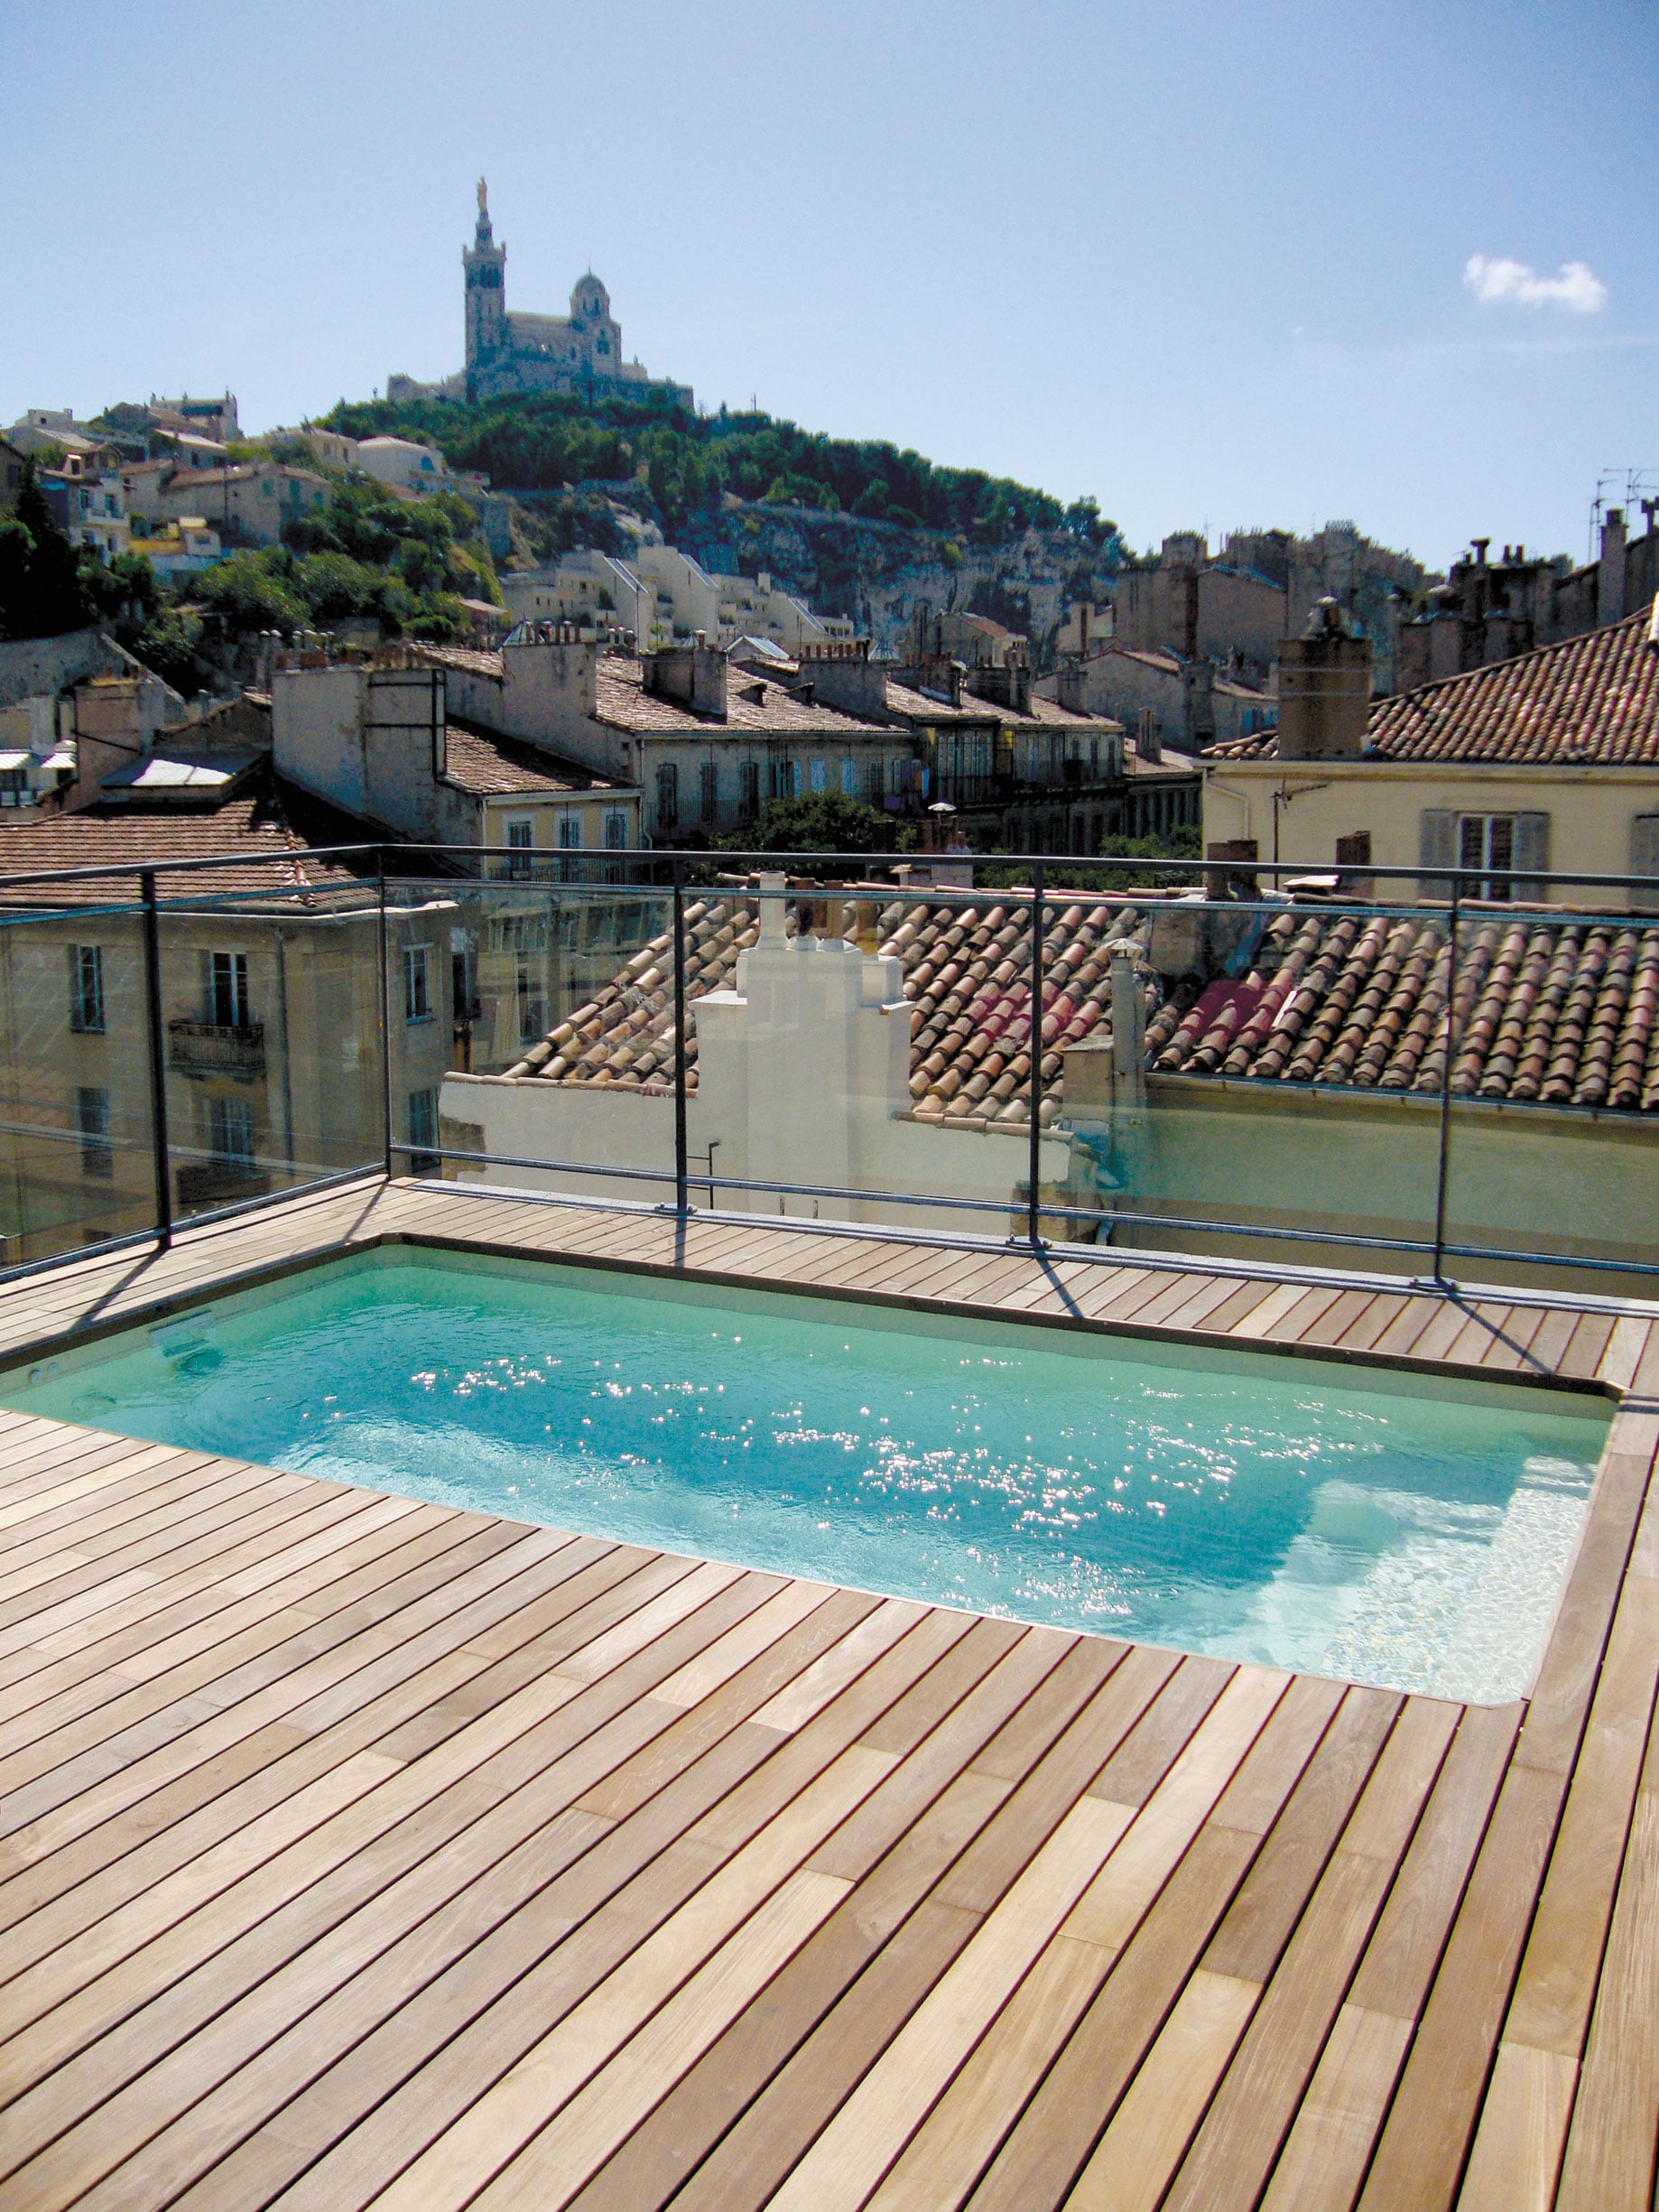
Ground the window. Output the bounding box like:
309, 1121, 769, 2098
0, 768, 29, 807
556, 810, 582, 884
867, 758, 885, 806
403, 944, 432, 1023
208, 1094, 255, 1172
656, 763, 679, 832
603, 806, 628, 885
69, 944, 105, 1034
1634, 814, 1659, 915
840, 757, 857, 796
1460, 811, 1515, 898
700, 761, 718, 826
1421, 811, 1549, 901
209, 952, 249, 1028
408, 1087, 440, 1176
739, 761, 761, 821
76, 1086, 111, 1179
505, 815, 534, 880
810, 758, 828, 794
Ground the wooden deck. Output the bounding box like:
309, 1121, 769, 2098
0, 1176, 1653, 2211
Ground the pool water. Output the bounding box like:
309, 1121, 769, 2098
1, 1249, 1609, 1702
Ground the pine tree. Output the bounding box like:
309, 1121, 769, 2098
0, 463, 89, 639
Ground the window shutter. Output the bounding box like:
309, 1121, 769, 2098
1513, 812, 1551, 900
1632, 815, 1659, 912
1418, 809, 1456, 888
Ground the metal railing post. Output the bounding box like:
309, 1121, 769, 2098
1026, 864, 1045, 1249
672, 858, 690, 1216
1431, 872, 1462, 1286
140, 868, 173, 1252
376, 850, 394, 1179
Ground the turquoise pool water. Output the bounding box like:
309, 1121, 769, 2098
1, 1249, 1609, 1702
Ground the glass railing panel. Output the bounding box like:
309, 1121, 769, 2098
1440, 884, 1659, 1297
388, 865, 677, 1203
157, 871, 385, 1224
0, 899, 158, 1266
1033, 871, 1443, 1273
671, 869, 1058, 1237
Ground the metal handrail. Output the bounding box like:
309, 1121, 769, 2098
0, 838, 1654, 893
2, 841, 1654, 1294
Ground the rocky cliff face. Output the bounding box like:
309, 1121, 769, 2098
505, 489, 1119, 664
675, 502, 1118, 662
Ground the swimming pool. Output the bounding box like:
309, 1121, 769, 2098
0, 1247, 1609, 1703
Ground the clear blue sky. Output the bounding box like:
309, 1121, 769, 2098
6, 0, 1654, 572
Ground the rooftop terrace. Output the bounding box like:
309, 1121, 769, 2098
0, 841, 1654, 2205
0, 1179, 1653, 2210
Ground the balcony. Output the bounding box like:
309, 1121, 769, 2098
168, 1018, 266, 1077
174, 1159, 272, 1211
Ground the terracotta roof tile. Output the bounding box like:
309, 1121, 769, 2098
507, 888, 1659, 1119
0, 775, 373, 907
440, 727, 621, 797
1209, 608, 1659, 767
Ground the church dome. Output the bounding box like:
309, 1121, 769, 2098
570, 272, 610, 321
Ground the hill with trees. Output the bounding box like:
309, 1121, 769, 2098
323, 388, 1125, 658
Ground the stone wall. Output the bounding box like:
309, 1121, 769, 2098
0, 628, 125, 711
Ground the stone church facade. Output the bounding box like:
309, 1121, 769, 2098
387, 183, 692, 410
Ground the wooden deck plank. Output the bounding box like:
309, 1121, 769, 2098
0, 1181, 1641, 2212
1260, 1286, 1347, 1345
90, 1594, 901, 2212
554, 1633, 1119, 2212
1160, 1697, 1458, 2212
0, 1576, 871, 2212
182, 1619, 971, 2212
1190, 1277, 1280, 1337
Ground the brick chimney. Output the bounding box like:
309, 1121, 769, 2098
1598, 508, 1628, 627
1274, 598, 1372, 761
1055, 657, 1089, 715
797, 638, 885, 719
963, 648, 1031, 716
643, 634, 728, 718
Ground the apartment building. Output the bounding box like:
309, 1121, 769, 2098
1204, 603, 1659, 905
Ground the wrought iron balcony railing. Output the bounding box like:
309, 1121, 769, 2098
168, 1019, 266, 1076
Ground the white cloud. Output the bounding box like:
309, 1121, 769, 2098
1464, 255, 1608, 313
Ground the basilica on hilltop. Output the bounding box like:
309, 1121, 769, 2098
386, 182, 692, 408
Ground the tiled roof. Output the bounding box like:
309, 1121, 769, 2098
0, 775, 373, 908
1024, 695, 1124, 730
505, 892, 1659, 1117
593, 655, 886, 738
1145, 905, 1659, 1109
441, 727, 621, 797
882, 682, 999, 726
419, 643, 505, 682
1209, 608, 1659, 766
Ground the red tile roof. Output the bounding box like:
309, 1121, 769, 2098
441, 727, 623, 797
1209, 608, 1659, 766
593, 656, 887, 738
0, 778, 373, 907
505, 891, 1659, 1117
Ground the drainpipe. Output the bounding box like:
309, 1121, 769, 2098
274, 926, 296, 1175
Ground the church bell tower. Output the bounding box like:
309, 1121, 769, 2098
462, 179, 505, 375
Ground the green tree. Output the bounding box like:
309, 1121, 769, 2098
720, 789, 913, 860
132, 606, 206, 692
0, 465, 88, 638
193, 551, 308, 634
